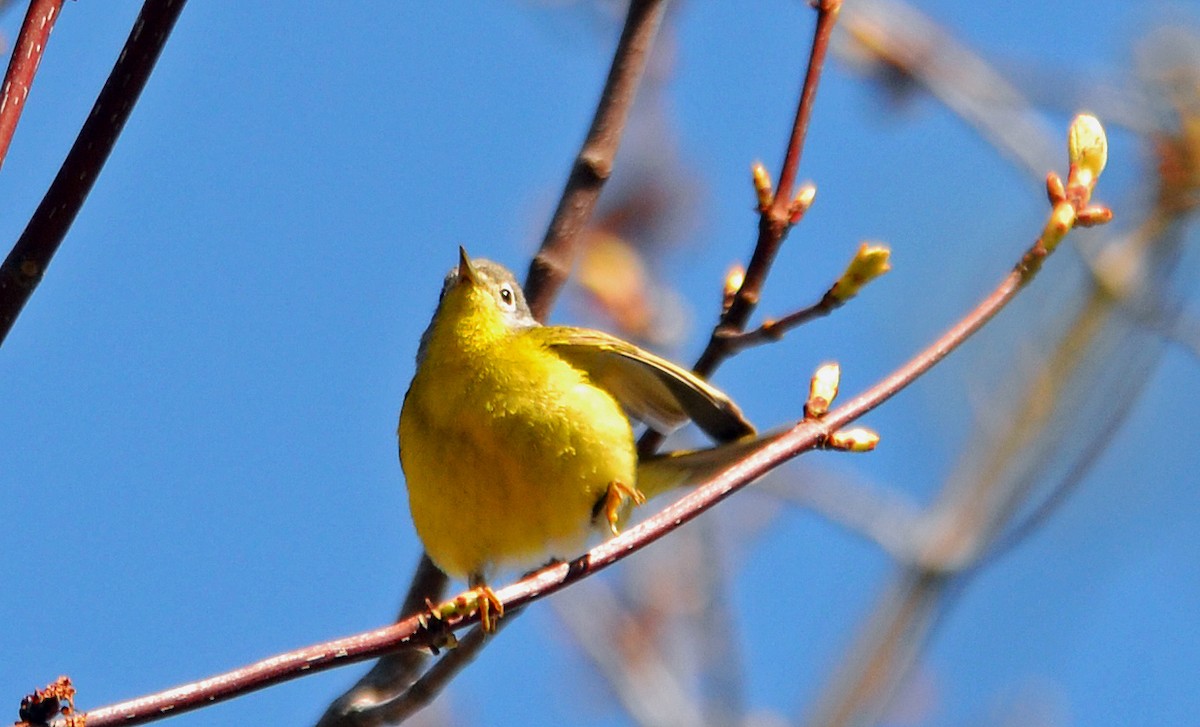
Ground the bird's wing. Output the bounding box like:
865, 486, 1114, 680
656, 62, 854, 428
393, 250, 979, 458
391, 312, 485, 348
532, 327, 755, 442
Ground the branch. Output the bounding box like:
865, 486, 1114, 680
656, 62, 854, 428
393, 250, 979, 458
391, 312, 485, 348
312, 555, 446, 727
0, 0, 65, 170
715, 242, 892, 357
639, 0, 842, 457
0, 0, 187, 347
523, 0, 670, 323
62, 130, 1104, 723
802, 115, 1112, 727
694, 0, 841, 376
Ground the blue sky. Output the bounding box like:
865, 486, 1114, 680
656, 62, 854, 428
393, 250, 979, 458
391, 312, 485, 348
2, 2, 1198, 726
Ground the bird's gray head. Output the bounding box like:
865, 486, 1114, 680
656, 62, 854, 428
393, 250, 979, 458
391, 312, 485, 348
416, 247, 538, 364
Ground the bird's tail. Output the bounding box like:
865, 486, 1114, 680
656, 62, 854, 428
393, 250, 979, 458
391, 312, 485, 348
635, 427, 790, 502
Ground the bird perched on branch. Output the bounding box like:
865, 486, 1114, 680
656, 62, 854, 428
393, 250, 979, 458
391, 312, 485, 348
399, 247, 756, 631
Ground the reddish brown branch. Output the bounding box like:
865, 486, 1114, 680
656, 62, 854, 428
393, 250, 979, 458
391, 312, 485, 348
70, 209, 1061, 727
0, 0, 65, 170
0, 0, 187, 347
694, 0, 841, 377
768, 0, 839, 221
81, 620, 431, 727
523, 0, 669, 323
715, 289, 840, 354
640, 0, 841, 458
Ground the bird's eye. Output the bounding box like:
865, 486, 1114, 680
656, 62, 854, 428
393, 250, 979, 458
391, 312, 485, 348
499, 285, 515, 309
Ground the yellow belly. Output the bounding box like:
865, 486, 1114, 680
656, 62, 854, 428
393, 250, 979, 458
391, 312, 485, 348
399, 341, 636, 580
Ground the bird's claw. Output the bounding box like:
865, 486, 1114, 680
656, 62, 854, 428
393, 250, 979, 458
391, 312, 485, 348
602, 480, 646, 536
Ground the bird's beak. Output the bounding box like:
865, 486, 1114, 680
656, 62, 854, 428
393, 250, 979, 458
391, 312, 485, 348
457, 246, 479, 286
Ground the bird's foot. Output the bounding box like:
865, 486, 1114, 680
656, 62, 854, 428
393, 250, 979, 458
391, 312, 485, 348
602, 480, 646, 536
426, 584, 504, 634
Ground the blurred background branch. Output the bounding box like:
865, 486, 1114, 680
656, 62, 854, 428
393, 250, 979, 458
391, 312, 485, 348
799, 4, 1199, 725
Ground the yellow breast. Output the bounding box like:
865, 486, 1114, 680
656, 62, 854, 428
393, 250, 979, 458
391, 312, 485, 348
399, 290, 636, 580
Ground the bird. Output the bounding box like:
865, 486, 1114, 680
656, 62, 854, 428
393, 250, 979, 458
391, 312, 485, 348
399, 247, 756, 631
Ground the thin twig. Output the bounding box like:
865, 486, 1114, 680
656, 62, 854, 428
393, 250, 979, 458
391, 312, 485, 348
640, 0, 842, 457
0, 0, 64, 170
0, 0, 188, 347
523, 0, 671, 323
802, 113, 1112, 726
696, 0, 841, 374
714, 289, 840, 354
73, 193, 1072, 727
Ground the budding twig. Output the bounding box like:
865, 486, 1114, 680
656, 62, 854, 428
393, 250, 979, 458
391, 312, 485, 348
640, 0, 843, 457
714, 243, 891, 356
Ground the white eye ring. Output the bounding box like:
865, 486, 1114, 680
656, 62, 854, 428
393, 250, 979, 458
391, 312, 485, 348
498, 284, 516, 309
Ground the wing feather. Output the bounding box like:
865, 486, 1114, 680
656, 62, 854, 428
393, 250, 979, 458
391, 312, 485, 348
530, 327, 755, 442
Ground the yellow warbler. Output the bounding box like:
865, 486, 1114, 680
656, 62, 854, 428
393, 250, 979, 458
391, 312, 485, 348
399, 248, 756, 630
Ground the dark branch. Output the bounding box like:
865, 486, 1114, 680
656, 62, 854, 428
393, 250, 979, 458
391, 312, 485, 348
313, 555, 446, 727
695, 0, 842, 375
712, 290, 841, 357
0, 0, 188, 347
523, 0, 670, 322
